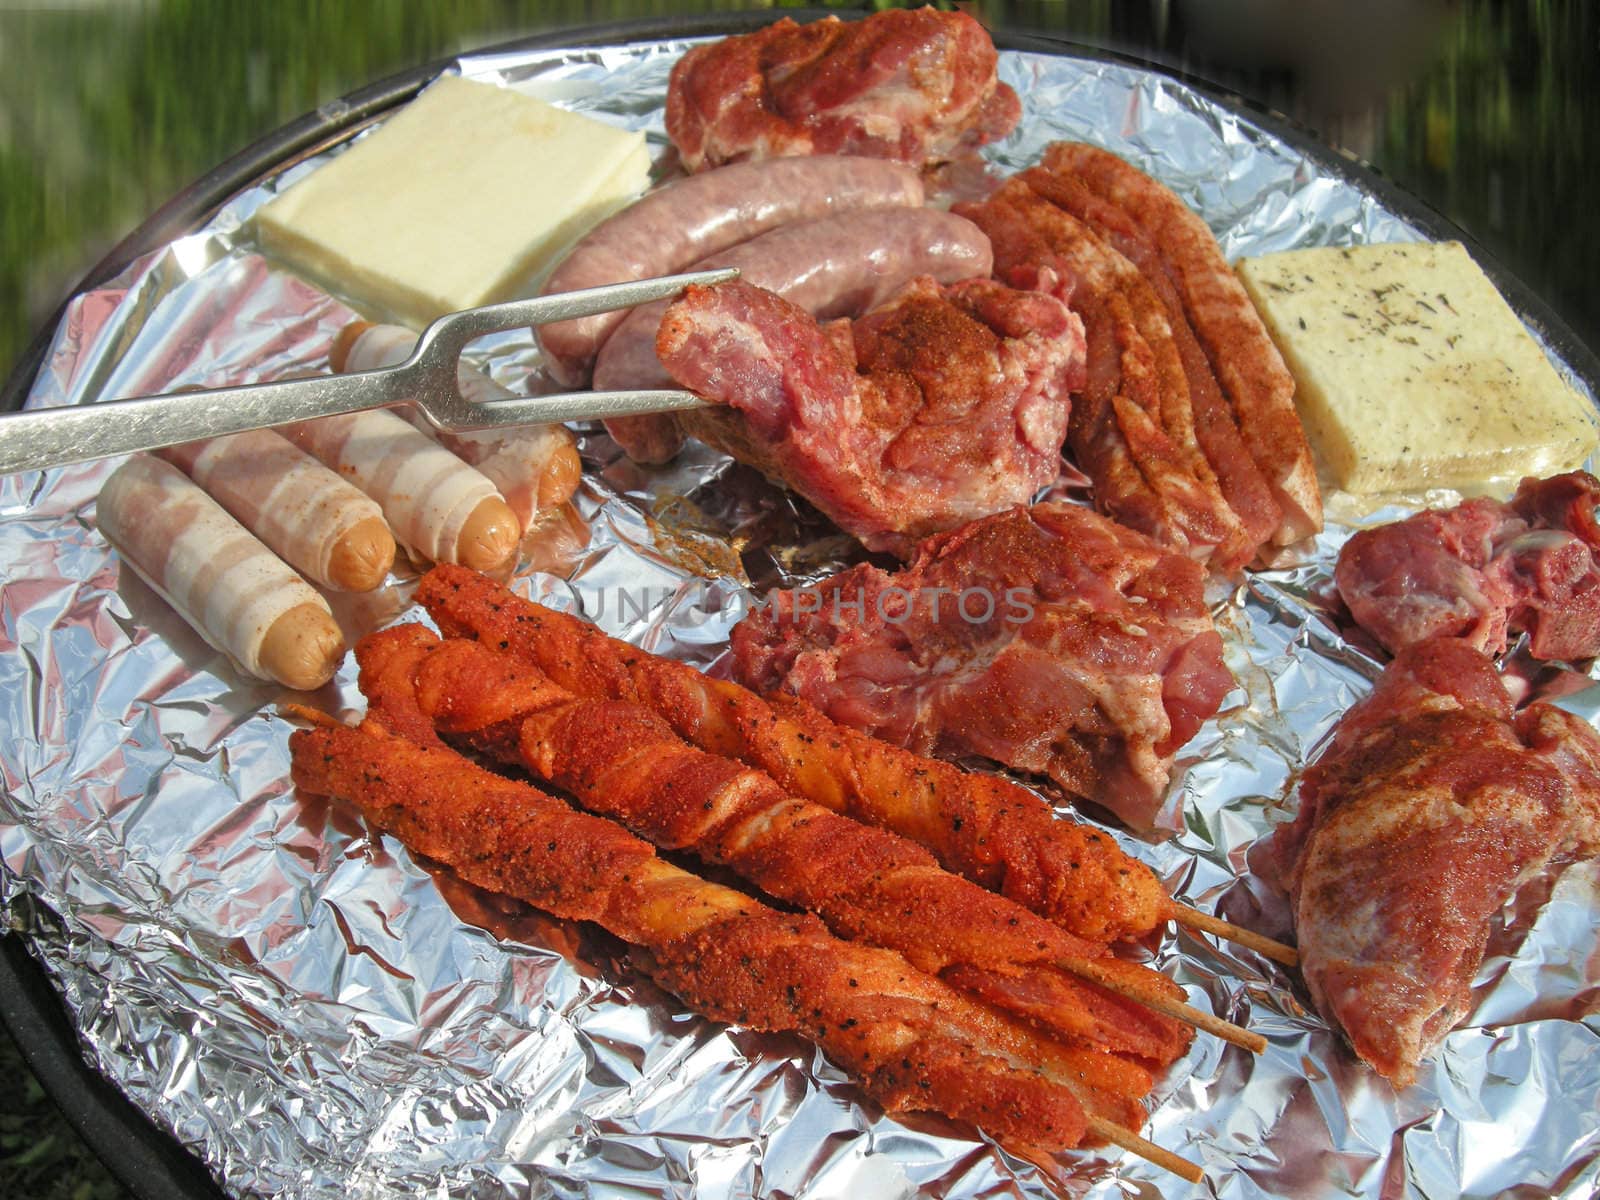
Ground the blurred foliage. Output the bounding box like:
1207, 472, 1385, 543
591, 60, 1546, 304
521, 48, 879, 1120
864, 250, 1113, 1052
0, 1024, 126, 1200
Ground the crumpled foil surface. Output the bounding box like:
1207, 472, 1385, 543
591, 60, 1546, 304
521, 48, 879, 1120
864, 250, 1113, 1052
4, 34, 1599, 1200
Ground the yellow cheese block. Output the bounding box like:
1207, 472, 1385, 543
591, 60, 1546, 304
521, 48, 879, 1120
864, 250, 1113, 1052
1236, 241, 1597, 494
255, 75, 651, 328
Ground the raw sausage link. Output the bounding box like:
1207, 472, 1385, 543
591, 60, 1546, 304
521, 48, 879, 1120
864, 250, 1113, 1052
96, 454, 344, 689
159, 430, 395, 592
594, 208, 993, 463
332, 322, 581, 531
537, 156, 925, 387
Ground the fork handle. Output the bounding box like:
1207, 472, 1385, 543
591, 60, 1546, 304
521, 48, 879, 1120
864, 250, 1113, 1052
0, 372, 384, 477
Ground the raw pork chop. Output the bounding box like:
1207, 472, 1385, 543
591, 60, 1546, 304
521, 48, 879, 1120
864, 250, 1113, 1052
666, 8, 1020, 172
656, 277, 1086, 556
1336, 471, 1600, 661
731, 502, 1235, 829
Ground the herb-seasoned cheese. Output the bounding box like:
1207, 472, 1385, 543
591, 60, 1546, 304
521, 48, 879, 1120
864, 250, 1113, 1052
256, 76, 650, 328
1236, 241, 1597, 494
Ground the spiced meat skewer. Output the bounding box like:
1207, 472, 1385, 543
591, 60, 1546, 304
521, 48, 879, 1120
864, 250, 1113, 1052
415, 563, 1298, 967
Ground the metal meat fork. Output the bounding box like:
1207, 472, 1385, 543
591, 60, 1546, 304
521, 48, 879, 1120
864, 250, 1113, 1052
0, 267, 736, 477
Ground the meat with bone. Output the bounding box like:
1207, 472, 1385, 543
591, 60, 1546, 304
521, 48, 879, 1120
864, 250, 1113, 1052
1263, 637, 1600, 1087
595, 207, 994, 464
535, 156, 925, 387
1040, 142, 1322, 546
665, 9, 1021, 173
957, 180, 1254, 570
356, 623, 1195, 1068
415, 564, 1173, 947
654, 276, 1083, 556
732, 503, 1235, 830
288, 717, 1106, 1152
1336, 471, 1600, 662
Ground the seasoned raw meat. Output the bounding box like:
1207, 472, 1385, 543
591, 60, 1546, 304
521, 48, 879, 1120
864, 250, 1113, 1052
666, 9, 1021, 172
1264, 637, 1600, 1087
1336, 471, 1600, 661
955, 144, 1321, 568
656, 277, 1086, 556
731, 502, 1235, 829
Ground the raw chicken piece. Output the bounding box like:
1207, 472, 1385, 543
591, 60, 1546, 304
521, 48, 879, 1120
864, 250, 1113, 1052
666, 8, 1020, 172
656, 277, 1086, 556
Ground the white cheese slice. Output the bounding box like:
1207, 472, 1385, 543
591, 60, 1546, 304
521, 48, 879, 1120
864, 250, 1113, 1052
1236, 241, 1597, 494
255, 75, 650, 328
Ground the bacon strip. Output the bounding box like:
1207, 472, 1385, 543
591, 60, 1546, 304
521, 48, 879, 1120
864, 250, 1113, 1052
414, 564, 1170, 946
1040, 142, 1322, 545
356, 623, 1193, 1068
288, 717, 1103, 1149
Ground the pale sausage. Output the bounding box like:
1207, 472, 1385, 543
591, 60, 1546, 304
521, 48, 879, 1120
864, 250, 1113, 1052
537, 156, 925, 386
96, 455, 345, 690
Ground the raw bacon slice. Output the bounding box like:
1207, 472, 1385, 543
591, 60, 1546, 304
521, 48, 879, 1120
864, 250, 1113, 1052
1265, 637, 1600, 1086
731, 503, 1235, 829
666, 9, 1020, 172
657, 276, 1085, 556
1336, 471, 1600, 661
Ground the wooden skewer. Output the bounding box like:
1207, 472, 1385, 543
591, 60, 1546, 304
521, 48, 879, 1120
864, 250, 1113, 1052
1062, 958, 1268, 1055
1087, 1117, 1205, 1184
1168, 902, 1300, 967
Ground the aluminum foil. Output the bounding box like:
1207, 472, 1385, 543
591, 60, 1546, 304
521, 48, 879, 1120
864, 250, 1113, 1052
4, 33, 1599, 1200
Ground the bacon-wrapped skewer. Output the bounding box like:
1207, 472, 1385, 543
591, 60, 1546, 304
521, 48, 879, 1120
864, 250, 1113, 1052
358, 624, 1249, 1062
414, 563, 1296, 965
288, 714, 1205, 1180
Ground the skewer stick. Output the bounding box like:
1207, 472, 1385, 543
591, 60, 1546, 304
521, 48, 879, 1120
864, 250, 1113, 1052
1062, 959, 1268, 1055
1168, 902, 1300, 967
1086, 1117, 1205, 1184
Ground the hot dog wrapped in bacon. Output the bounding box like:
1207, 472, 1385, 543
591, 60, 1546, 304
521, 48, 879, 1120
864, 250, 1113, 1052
96, 454, 345, 689
329, 321, 581, 532
282, 410, 520, 573
159, 429, 395, 593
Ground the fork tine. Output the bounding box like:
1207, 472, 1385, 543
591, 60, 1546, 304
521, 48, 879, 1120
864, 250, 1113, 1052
427, 388, 708, 432
411, 267, 740, 362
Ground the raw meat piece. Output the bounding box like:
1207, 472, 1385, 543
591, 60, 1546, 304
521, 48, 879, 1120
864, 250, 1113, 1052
656, 277, 1085, 556
666, 9, 1021, 172
1336, 471, 1600, 661
731, 502, 1235, 828
1264, 637, 1600, 1086
1042, 142, 1322, 546
958, 180, 1254, 570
